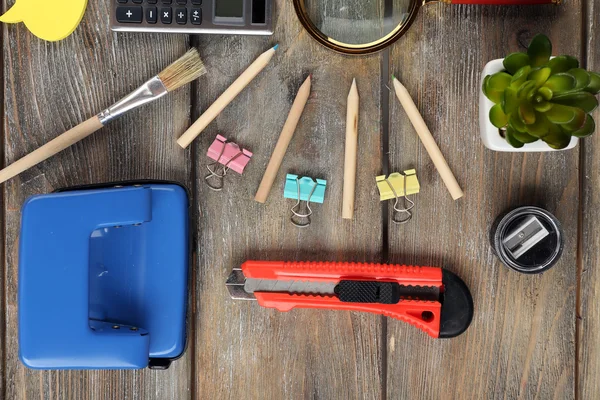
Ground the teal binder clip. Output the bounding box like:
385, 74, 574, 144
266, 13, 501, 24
283, 174, 327, 227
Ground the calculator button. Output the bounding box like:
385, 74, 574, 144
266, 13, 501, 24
161, 7, 172, 23
146, 7, 157, 23
176, 0, 187, 3
147, 0, 157, 3
161, 0, 172, 3
132, 0, 142, 3
190, 8, 202, 24
116, 6, 143, 23
175, 8, 187, 24
117, 0, 128, 4
191, 0, 201, 4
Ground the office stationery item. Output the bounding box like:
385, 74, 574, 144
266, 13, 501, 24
226, 260, 473, 338
0, 0, 87, 41
0, 49, 205, 185
490, 206, 564, 274
19, 182, 190, 369
111, 0, 273, 35
255, 75, 312, 203
392, 76, 463, 200
205, 134, 252, 191
343, 79, 359, 219
376, 169, 420, 224
481, 34, 598, 151
177, 46, 277, 148
283, 174, 326, 227
293, 0, 558, 54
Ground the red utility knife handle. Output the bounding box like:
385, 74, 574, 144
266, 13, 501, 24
242, 261, 450, 338
450, 0, 557, 4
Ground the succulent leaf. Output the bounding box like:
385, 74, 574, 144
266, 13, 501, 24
527, 34, 552, 67
544, 73, 576, 94
546, 55, 579, 75
505, 126, 525, 148
541, 129, 571, 149
537, 86, 553, 101
568, 68, 591, 90
528, 67, 551, 88
510, 115, 527, 132
517, 80, 537, 99
483, 75, 503, 104
585, 72, 600, 95
559, 108, 587, 132
503, 52, 531, 75
502, 87, 519, 115
552, 91, 598, 113
518, 102, 536, 125
533, 101, 553, 113
512, 126, 539, 143
571, 115, 596, 138
524, 112, 550, 137
511, 66, 532, 88
490, 104, 509, 128
546, 104, 585, 125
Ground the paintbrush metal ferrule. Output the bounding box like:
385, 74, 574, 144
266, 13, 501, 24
97, 76, 168, 124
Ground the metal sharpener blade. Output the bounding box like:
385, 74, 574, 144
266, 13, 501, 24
502, 216, 550, 259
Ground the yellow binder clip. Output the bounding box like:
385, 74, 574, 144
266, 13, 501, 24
376, 169, 420, 224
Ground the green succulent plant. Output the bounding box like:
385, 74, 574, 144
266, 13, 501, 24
482, 34, 600, 149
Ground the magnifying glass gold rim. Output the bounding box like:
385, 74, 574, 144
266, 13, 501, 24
292, 0, 421, 55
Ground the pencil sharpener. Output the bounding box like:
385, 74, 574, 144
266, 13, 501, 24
18, 181, 190, 370
490, 206, 564, 274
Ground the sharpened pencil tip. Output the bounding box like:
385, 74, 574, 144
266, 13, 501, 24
273, 44, 279, 51
391, 74, 396, 80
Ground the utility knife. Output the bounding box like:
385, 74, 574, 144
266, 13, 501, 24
226, 261, 474, 338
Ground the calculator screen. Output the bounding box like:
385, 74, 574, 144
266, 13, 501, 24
215, 0, 244, 18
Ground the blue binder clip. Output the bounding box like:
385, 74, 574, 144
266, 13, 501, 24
283, 174, 327, 227
18, 182, 190, 370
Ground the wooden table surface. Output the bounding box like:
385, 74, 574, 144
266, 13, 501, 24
1, 0, 599, 398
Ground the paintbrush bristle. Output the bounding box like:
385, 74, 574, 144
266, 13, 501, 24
158, 48, 206, 92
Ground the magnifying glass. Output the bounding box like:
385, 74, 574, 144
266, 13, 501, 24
293, 0, 559, 55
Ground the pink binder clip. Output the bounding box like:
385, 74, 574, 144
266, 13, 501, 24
205, 135, 253, 191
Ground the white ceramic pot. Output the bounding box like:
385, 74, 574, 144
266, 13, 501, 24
479, 58, 578, 152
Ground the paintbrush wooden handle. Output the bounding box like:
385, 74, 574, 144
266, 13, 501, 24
0, 116, 104, 184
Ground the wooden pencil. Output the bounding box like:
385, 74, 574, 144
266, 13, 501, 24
254, 75, 312, 203
177, 45, 278, 149
342, 78, 359, 220
392, 75, 464, 200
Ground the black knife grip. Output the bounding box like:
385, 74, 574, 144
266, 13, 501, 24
334, 280, 401, 304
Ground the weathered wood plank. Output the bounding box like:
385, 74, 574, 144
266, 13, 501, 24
387, 3, 580, 399
578, 0, 600, 397
192, 3, 384, 397
2, 0, 193, 398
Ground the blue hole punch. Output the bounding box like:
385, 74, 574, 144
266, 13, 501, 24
18, 182, 190, 370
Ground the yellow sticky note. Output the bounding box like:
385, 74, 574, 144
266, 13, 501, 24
0, 0, 88, 42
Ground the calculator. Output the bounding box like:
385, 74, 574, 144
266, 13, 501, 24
111, 0, 273, 35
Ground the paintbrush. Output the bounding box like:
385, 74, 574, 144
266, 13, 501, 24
0, 48, 206, 184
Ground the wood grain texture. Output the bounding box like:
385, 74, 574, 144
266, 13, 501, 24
2, 0, 193, 398
578, 0, 600, 397
192, 0, 384, 396
386, 3, 581, 399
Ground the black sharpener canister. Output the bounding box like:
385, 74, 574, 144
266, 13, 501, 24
490, 206, 564, 274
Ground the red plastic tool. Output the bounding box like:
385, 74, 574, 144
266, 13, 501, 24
226, 261, 474, 338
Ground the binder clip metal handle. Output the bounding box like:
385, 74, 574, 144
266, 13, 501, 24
204, 147, 243, 191
290, 178, 316, 228
376, 169, 420, 225
284, 174, 327, 228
